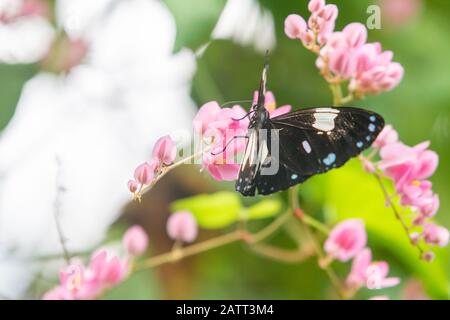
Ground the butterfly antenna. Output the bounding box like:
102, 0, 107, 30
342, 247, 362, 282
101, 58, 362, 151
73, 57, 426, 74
256, 51, 269, 107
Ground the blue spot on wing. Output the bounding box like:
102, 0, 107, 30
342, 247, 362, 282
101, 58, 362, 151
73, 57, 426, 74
368, 123, 376, 132
323, 153, 336, 166
370, 115, 376, 122
291, 174, 298, 180
356, 141, 364, 148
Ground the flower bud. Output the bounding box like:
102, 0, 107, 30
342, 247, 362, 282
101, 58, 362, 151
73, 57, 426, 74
123, 225, 149, 256
284, 14, 307, 40
134, 162, 154, 185
152, 135, 177, 165
166, 211, 198, 243
127, 180, 138, 193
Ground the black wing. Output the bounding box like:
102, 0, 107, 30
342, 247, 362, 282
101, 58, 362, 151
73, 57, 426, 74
270, 107, 384, 175
236, 107, 384, 196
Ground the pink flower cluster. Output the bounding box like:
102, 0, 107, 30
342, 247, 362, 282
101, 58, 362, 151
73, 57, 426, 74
324, 219, 400, 292
284, 0, 404, 97
374, 125, 448, 251
194, 101, 249, 181
43, 225, 149, 300
128, 135, 177, 195
43, 250, 129, 300
194, 92, 290, 181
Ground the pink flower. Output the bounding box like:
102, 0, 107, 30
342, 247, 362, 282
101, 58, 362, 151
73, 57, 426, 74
152, 135, 177, 165
350, 42, 404, 95
42, 250, 128, 300
342, 23, 367, 49
366, 262, 400, 289
399, 180, 439, 217
317, 23, 367, 79
0, 0, 49, 23
89, 250, 129, 287
285, 1, 404, 95
379, 141, 438, 190
127, 180, 138, 193
346, 248, 372, 288
196, 92, 290, 182
285, 1, 338, 46
308, 0, 325, 13
134, 162, 155, 185
42, 286, 73, 300
193, 101, 222, 135
59, 264, 85, 294
380, 0, 422, 28
202, 153, 241, 181
324, 219, 367, 262
373, 124, 398, 148
123, 225, 149, 256
346, 248, 400, 290
167, 211, 198, 243
320, 4, 338, 21
423, 223, 449, 247
329, 48, 353, 79
284, 14, 307, 40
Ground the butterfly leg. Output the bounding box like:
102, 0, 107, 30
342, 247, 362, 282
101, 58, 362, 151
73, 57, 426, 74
211, 135, 249, 155
232, 109, 256, 121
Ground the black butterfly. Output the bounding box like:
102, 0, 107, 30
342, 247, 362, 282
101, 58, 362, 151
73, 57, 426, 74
235, 60, 385, 197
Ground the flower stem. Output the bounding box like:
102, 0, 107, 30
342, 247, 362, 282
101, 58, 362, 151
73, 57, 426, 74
289, 186, 345, 299
135, 210, 292, 271
249, 243, 315, 263
372, 171, 425, 257
137, 147, 211, 198
303, 214, 330, 235
331, 83, 343, 106
137, 230, 243, 270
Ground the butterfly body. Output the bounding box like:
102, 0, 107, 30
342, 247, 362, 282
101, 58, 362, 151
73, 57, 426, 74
235, 61, 385, 197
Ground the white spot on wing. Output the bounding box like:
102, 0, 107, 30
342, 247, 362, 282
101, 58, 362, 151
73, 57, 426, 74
312, 112, 338, 131
317, 107, 339, 114
302, 140, 312, 154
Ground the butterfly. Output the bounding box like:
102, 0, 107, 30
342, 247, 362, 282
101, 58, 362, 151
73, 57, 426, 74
235, 60, 385, 197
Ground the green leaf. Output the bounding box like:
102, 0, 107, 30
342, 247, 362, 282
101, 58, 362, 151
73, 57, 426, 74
246, 199, 283, 220
163, 0, 226, 52
171, 191, 242, 229
315, 159, 449, 299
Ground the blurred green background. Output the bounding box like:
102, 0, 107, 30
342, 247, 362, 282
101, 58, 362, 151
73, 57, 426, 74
2, 0, 449, 299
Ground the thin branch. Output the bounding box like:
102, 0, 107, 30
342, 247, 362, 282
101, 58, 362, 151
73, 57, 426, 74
136, 147, 211, 200
245, 210, 291, 244
289, 186, 346, 299
135, 210, 292, 271
249, 243, 315, 263
54, 157, 71, 265
136, 230, 242, 270
372, 171, 425, 257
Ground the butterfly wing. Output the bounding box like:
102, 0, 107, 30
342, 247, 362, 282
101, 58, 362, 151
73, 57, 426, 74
236, 128, 271, 196
255, 162, 312, 195
236, 107, 384, 196
270, 107, 384, 175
